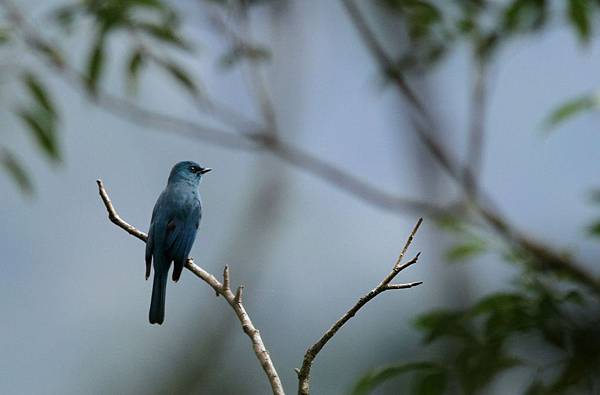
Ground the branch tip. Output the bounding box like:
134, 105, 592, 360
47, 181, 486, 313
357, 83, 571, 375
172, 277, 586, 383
297, 219, 425, 395
235, 285, 244, 304
386, 281, 423, 290
223, 265, 230, 292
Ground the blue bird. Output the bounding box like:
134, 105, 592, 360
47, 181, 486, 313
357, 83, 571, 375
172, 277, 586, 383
146, 161, 211, 325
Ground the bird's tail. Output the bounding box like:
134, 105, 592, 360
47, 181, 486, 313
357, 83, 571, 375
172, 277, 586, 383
149, 268, 168, 325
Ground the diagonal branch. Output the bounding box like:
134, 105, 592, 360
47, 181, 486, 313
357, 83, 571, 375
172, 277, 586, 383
464, 60, 489, 196
96, 179, 285, 395
340, 0, 600, 296
296, 218, 424, 395
0, 0, 447, 220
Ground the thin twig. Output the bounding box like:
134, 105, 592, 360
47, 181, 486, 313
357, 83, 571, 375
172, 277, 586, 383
96, 179, 285, 395
464, 60, 488, 196
296, 218, 424, 395
340, 0, 427, 118
236, 5, 278, 135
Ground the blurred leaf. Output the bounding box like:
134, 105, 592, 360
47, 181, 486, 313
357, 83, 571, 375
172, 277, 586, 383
524, 380, 547, 395
544, 94, 599, 129
126, 48, 145, 93
562, 289, 585, 306
86, 34, 106, 95
0, 149, 33, 195
415, 310, 473, 343
568, 0, 592, 42
412, 367, 448, 395
136, 22, 189, 49
377, 0, 445, 63
587, 220, 600, 237
17, 108, 60, 162
445, 239, 486, 262
351, 362, 436, 395
589, 189, 600, 204
52, 5, 79, 32
475, 31, 499, 61
502, 0, 547, 33
23, 72, 56, 116
220, 45, 271, 69
457, 346, 520, 395
550, 353, 595, 393
472, 292, 535, 340
31, 41, 64, 68
434, 213, 464, 232
162, 61, 199, 96
0, 26, 10, 44
472, 292, 526, 316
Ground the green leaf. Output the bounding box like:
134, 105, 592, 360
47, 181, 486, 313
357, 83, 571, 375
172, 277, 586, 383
412, 368, 448, 395
0, 149, 33, 195
31, 41, 64, 68
587, 220, 600, 237
351, 362, 436, 395
543, 94, 599, 129
502, 0, 547, 33
53, 5, 79, 32
568, 0, 591, 42
414, 310, 472, 343
17, 108, 60, 162
136, 22, 189, 49
457, 347, 520, 395
471, 292, 533, 339
0, 26, 10, 44
445, 239, 486, 262
434, 213, 464, 232
471, 292, 526, 316
126, 48, 145, 93
589, 189, 600, 204
562, 289, 585, 306
86, 34, 106, 95
23, 73, 56, 116
162, 61, 199, 96
524, 380, 547, 395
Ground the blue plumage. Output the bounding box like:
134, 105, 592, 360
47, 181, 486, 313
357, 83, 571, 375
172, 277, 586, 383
145, 161, 211, 324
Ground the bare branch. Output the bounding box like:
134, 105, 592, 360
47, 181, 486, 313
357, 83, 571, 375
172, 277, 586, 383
223, 265, 231, 292
235, 285, 244, 305
385, 282, 423, 290
296, 218, 424, 395
97, 180, 147, 242
96, 179, 285, 395
340, 0, 427, 118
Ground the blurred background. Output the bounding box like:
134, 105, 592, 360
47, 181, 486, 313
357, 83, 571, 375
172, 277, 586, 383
1, 0, 600, 394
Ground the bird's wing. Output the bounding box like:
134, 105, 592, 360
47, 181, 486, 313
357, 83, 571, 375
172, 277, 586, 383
166, 199, 201, 282
145, 192, 166, 279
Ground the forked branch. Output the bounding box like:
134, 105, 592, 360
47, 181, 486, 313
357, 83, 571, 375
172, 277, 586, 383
296, 218, 424, 395
96, 179, 284, 395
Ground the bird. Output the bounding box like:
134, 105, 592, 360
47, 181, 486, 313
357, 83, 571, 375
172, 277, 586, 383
145, 161, 211, 324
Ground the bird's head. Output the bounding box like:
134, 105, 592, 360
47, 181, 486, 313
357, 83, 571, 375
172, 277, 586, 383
167, 161, 212, 185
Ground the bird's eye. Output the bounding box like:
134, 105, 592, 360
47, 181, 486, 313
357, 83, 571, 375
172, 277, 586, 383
190, 166, 198, 173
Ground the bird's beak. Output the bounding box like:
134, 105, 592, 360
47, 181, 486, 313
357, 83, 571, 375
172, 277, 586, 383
200, 168, 212, 174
